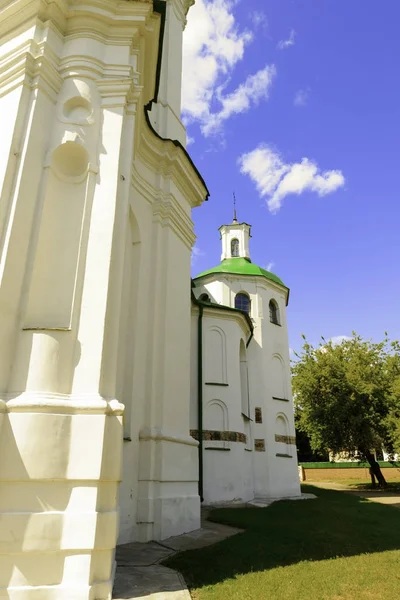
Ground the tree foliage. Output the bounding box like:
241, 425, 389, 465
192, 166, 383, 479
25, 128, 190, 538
292, 333, 400, 487
385, 342, 400, 456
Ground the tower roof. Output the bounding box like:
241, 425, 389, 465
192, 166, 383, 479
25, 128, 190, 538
194, 257, 287, 288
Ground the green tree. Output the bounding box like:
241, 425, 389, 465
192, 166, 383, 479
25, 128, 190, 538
385, 342, 400, 457
292, 333, 399, 488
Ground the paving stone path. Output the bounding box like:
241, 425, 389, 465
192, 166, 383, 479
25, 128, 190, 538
112, 518, 243, 600
112, 494, 316, 599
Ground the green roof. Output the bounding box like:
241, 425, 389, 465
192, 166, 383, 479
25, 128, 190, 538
194, 257, 287, 288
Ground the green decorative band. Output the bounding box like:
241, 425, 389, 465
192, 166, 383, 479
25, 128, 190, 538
191, 429, 247, 443
272, 397, 289, 402
205, 382, 229, 387
254, 439, 265, 452
275, 434, 296, 445
276, 453, 292, 458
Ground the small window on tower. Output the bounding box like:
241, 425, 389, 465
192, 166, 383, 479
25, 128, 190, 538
199, 293, 210, 302
231, 238, 239, 257
235, 292, 251, 315
269, 299, 280, 325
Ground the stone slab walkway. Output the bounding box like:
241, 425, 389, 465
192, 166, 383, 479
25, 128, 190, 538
112, 494, 316, 599
112, 519, 243, 600
311, 481, 400, 509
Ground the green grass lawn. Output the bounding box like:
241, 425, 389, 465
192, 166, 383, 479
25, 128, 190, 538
165, 485, 400, 600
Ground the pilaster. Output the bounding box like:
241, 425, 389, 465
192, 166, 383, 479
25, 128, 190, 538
0, 0, 159, 598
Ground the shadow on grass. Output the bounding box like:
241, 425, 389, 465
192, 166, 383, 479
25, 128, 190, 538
164, 485, 400, 590
347, 482, 400, 493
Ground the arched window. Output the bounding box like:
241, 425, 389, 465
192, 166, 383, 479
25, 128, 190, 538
205, 327, 227, 384
269, 299, 280, 325
231, 238, 239, 257
235, 292, 251, 315
199, 293, 210, 302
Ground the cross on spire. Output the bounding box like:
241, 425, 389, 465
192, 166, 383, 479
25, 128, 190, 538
233, 192, 238, 223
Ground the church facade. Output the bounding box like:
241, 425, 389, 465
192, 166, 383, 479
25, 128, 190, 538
0, 1, 298, 599
191, 217, 300, 505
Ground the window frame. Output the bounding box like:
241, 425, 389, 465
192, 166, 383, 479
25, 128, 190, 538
269, 299, 280, 325
199, 293, 211, 303
235, 292, 251, 315
231, 238, 240, 257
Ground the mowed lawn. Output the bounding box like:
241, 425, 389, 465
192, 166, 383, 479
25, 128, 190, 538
165, 486, 400, 600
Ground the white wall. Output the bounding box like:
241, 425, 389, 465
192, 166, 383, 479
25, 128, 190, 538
0, 1, 207, 598
191, 308, 254, 504
192, 272, 300, 503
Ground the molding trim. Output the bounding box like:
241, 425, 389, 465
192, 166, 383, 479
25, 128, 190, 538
2, 392, 124, 415
139, 427, 199, 447
137, 118, 208, 209
152, 195, 196, 249
191, 303, 251, 337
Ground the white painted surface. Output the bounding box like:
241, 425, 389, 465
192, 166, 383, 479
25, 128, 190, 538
0, 0, 206, 598
192, 221, 301, 505
219, 222, 252, 261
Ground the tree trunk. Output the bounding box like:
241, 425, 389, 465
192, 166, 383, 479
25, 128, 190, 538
365, 451, 387, 488
369, 468, 377, 488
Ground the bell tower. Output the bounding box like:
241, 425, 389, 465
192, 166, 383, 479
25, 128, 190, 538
219, 198, 252, 261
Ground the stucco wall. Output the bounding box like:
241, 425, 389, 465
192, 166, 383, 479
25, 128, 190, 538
192, 271, 300, 504
0, 0, 207, 598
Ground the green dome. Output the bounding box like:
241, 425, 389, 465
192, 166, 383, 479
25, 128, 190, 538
194, 257, 287, 288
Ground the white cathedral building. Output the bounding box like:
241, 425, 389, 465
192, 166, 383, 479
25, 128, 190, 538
0, 1, 299, 599
191, 215, 300, 506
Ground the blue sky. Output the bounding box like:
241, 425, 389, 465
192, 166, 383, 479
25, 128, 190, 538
183, 0, 400, 353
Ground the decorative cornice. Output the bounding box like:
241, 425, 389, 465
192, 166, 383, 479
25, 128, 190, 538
0, 39, 62, 101
169, 0, 195, 27
152, 196, 196, 249
2, 392, 124, 415
137, 116, 208, 209
191, 303, 251, 336
65, 0, 153, 40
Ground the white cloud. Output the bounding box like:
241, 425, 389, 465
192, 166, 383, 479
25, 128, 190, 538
277, 29, 296, 50
203, 64, 276, 136
182, 0, 275, 137
251, 11, 268, 30
294, 88, 309, 107
186, 135, 195, 146
191, 245, 205, 266
330, 335, 352, 346
238, 145, 345, 212
265, 261, 275, 272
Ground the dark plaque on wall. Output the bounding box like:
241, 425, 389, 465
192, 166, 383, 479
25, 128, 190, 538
254, 439, 265, 452
255, 407, 262, 423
